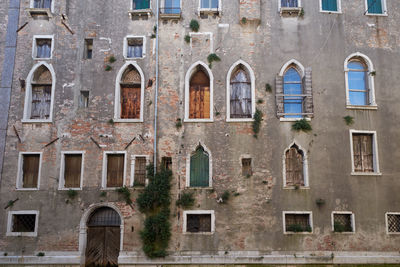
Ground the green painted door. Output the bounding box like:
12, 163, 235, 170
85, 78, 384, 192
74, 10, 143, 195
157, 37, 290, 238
190, 147, 209, 187
322, 0, 337, 11
367, 0, 382, 14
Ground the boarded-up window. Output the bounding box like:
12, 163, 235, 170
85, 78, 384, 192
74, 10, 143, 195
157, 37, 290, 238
387, 214, 400, 233
285, 145, 304, 187
64, 154, 82, 188
107, 154, 124, 187
352, 134, 373, 172
230, 67, 251, 118
333, 213, 353, 232
34, 0, 52, 8
12, 214, 36, 232
242, 158, 252, 176
120, 66, 141, 119
190, 146, 209, 187
162, 157, 172, 170
22, 154, 40, 188
127, 38, 143, 58
36, 39, 51, 58
285, 213, 311, 232
134, 157, 146, 186
30, 66, 52, 120
186, 214, 211, 232
189, 68, 210, 119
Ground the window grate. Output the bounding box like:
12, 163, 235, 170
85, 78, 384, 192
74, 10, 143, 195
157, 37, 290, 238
134, 157, 147, 186
285, 214, 311, 232
88, 207, 121, 227
12, 214, 36, 232
187, 214, 211, 232
333, 214, 353, 232
388, 214, 400, 233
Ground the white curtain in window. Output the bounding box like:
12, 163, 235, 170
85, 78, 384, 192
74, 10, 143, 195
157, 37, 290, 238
230, 70, 251, 118
37, 43, 51, 58
127, 45, 143, 58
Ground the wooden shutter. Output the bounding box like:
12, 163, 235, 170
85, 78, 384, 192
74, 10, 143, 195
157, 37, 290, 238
134, 157, 146, 186
367, 0, 382, 13
190, 148, 209, 187
189, 69, 210, 119
322, 0, 337, 11
85, 227, 120, 267
303, 67, 314, 118
64, 154, 82, 188
22, 155, 40, 188
121, 86, 141, 119
107, 154, 124, 187
353, 134, 373, 172
275, 75, 284, 118
285, 147, 304, 186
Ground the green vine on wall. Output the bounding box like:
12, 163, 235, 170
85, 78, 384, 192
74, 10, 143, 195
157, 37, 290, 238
137, 164, 172, 258
252, 108, 263, 138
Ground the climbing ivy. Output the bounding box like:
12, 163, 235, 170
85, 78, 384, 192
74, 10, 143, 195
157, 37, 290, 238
137, 164, 172, 258
252, 108, 263, 138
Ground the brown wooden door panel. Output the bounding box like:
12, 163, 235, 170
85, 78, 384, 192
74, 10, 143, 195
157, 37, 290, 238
85, 227, 120, 267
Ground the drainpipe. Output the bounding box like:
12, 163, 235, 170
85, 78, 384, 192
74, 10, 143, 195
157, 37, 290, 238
153, 0, 160, 174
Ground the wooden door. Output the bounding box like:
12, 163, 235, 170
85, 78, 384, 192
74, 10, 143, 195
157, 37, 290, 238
85, 226, 120, 267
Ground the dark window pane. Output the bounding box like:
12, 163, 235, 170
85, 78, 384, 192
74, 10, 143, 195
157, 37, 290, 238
12, 214, 36, 232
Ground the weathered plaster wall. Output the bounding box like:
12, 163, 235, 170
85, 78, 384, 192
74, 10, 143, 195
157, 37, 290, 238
1, 0, 400, 265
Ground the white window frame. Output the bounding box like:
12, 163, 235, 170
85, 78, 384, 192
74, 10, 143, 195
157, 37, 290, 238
130, 155, 150, 186
183, 210, 215, 234
16, 152, 43, 190
386, 212, 400, 235
349, 130, 381, 176
279, 0, 302, 10
319, 0, 341, 13
186, 141, 213, 188
226, 60, 256, 122
30, 0, 54, 12
32, 35, 54, 60
331, 211, 355, 233
102, 151, 127, 189
7, 210, 39, 237
58, 151, 85, 190
282, 141, 309, 189
22, 61, 56, 123
364, 0, 387, 16
184, 61, 214, 122
198, 0, 221, 14
283, 211, 313, 234
344, 52, 377, 109
114, 61, 145, 123
123, 36, 146, 59
160, 0, 182, 11
131, 0, 152, 10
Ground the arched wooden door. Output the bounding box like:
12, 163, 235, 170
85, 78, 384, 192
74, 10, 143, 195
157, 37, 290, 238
85, 207, 121, 267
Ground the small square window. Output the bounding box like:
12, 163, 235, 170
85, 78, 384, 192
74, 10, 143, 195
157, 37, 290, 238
332, 212, 354, 233
17, 153, 41, 189
183, 211, 215, 234
84, 39, 93, 59
79, 91, 89, 108
125, 37, 144, 59
161, 157, 172, 171
35, 38, 52, 59
7, 211, 39, 237
387, 213, 400, 234
284, 212, 312, 233
242, 158, 252, 177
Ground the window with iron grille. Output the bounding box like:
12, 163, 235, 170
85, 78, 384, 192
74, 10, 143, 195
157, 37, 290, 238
63, 154, 82, 188
106, 154, 125, 188
134, 157, 147, 186
33, 0, 52, 8
333, 213, 354, 233
242, 158, 252, 177
162, 157, 172, 170
35, 39, 52, 59
284, 213, 312, 233
387, 214, 400, 233
12, 214, 37, 233
352, 133, 374, 173
186, 214, 212, 233
126, 38, 144, 59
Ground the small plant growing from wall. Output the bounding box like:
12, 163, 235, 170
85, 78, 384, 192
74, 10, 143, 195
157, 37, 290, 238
334, 222, 352, 233
116, 186, 133, 206
343, 115, 354, 126
299, 8, 305, 17
36, 252, 45, 257
107, 118, 114, 125
151, 25, 157, 38
105, 65, 112, 71
287, 224, 311, 233
207, 53, 221, 68
315, 198, 325, 206
175, 118, 182, 129
189, 19, 200, 32
176, 191, 195, 208
218, 190, 230, 203
67, 189, 77, 199
137, 164, 172, 258
252, 108, 263, 138
184, 35, 191, 43
108, 56, 116, 63
257, 99, 264, 104
370, 71, 376, 76
100, 191, 107, 198
241, 17, 247, 24
265, 83, 272, 92
291, 119, 312, 132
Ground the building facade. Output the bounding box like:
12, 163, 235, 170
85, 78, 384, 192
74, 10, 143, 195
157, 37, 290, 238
1, 0, 400, 265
